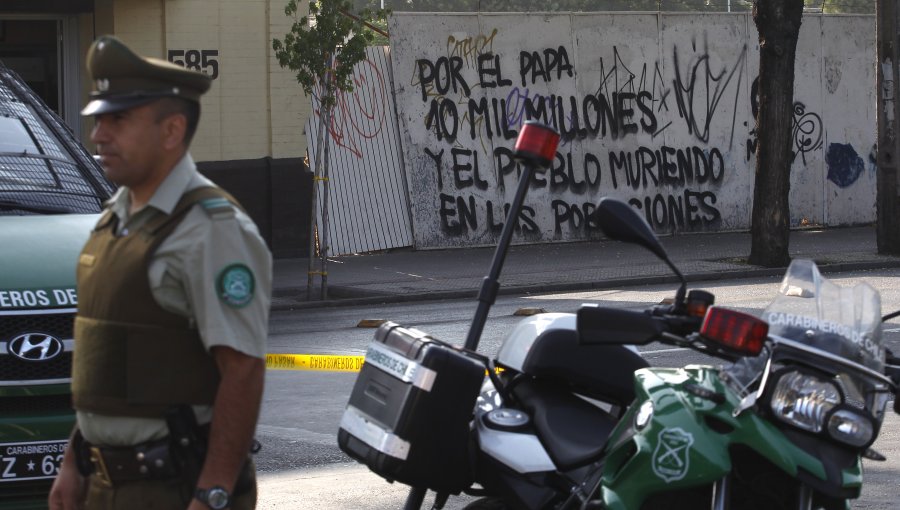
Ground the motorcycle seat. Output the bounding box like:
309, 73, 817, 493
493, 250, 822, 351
515, 379, 618, 471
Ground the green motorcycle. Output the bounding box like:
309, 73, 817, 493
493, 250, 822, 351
573, 198, 900, 510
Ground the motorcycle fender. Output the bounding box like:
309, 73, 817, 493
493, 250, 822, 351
600, 366, 854, 510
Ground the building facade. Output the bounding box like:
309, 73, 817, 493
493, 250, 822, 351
1, 0, 313, 257
1, 0, 311, 160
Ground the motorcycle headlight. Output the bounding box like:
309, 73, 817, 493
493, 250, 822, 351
769, 370, 841, 433
827, 408, 875, 448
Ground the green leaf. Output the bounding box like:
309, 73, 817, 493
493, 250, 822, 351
272, 0, 389, 101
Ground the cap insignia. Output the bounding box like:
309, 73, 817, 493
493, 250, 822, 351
96, 78, 110, 92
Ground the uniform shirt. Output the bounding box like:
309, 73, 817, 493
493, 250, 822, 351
77, 153, 272, 446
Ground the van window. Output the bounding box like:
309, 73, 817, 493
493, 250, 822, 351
0, 65, 112, 215
0, 116, 42, 154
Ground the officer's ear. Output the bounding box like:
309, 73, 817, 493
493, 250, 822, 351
160, 112, 188, 150
152, 98, 190, 150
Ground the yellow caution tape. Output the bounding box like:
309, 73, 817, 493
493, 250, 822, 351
266, 354, 503, 374
266, 353, 365, 372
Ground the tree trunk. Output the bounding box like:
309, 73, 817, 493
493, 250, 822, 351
748, 0, 804, 267
876, 0, 900, 254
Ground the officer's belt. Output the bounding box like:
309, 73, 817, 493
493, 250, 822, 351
81, 426, 210, 486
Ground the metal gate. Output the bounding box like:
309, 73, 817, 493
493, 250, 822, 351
305, 46, 413, 256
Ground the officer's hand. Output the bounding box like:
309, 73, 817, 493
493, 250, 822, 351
48, 448, 86, 510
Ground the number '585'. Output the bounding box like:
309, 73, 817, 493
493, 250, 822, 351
167, 49, 219, 79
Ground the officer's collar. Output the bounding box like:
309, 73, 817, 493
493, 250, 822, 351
104, 153, 196, 220
105, 187, 129, 221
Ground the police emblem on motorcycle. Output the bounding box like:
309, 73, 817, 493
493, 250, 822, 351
652, 427, 694, 483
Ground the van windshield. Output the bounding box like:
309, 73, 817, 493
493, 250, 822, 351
0, 66, 113, 215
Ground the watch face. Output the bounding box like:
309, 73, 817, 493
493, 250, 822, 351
207, 488, 230, 509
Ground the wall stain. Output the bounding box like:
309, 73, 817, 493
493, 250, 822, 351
826, 143, 864, 188
824, 57, 842, 95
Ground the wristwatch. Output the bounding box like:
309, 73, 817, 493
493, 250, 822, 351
195, 485, 231, 509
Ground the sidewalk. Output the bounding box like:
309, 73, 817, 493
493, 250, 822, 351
271, 226, 900, 310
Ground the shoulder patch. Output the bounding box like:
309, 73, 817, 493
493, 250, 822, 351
216, 263, 255, 307
199, 197, 236, 220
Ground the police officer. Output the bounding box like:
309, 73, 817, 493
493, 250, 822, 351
49, 36, 271, 510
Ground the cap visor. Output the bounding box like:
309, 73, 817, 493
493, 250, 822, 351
81, 95, 159, 116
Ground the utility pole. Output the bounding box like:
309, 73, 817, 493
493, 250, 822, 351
876, 0, 900, 253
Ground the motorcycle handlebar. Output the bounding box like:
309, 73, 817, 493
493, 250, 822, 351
649, 303, 676, 317
577, 305, 668, 346
577, 302, 705, 347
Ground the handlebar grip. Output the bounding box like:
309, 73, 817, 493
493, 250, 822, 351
650, 303, 676, 317
577, 305, 666, 346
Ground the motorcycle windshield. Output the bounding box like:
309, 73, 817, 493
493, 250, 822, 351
761, 259, 885, 374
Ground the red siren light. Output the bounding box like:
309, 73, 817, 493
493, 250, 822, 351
700, 306, 768, 356
514, 121, 560, 168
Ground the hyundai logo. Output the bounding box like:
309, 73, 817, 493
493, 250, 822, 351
8, 333, 64, 362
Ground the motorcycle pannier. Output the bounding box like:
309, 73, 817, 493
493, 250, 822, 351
338, 322, 485, 493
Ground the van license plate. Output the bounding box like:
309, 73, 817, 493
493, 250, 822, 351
0, 440, 68, 482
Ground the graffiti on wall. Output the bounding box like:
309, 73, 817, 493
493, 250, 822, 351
745, 77, 824, 165
411, 42, 737, 237
390, 14, 876, 248
310, 56, 390, 159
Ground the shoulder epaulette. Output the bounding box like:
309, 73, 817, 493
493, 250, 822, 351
198, 197, 236, 219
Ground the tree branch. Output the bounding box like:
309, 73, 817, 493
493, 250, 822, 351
339, 8, 389, 38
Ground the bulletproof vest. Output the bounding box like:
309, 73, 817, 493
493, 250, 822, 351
72, 186, 238, 418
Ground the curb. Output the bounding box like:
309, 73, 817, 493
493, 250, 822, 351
271, 259, 900, 311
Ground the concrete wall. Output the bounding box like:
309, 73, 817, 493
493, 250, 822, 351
390, 13, 877, 249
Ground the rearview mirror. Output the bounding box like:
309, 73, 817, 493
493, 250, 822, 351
597, 198, 688, 306
596, 198, 668, 261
